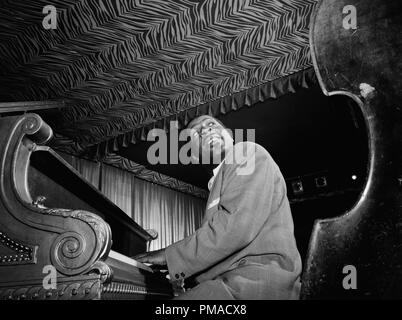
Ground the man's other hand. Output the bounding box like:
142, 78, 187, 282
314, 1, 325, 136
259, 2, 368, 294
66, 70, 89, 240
134, 249, 167, 266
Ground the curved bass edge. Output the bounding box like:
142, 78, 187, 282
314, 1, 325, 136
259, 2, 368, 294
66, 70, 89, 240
301, 0, 402, 298
309, 0, 328, 97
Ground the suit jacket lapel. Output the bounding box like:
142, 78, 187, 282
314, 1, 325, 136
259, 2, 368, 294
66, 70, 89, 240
202, 166, 225, 224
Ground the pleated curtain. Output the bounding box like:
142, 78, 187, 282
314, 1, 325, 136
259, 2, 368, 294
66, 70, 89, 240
60, 152, 205, 251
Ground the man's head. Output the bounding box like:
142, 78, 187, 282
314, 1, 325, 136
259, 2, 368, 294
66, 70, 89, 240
187, 115, 233, 165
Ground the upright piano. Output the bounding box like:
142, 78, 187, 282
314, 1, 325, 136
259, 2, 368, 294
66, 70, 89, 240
0, 113, 173, 300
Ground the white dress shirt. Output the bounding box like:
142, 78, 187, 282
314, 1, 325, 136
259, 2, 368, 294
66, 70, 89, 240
207, 160, 225, 191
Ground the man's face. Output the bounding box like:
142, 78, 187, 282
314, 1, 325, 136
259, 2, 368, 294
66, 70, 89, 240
188, 116, 233, 165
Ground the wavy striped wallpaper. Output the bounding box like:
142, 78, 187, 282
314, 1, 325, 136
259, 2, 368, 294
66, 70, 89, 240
0, 0, 317, 158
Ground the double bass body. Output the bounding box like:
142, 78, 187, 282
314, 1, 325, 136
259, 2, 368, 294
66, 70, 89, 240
301, 0, 402, 299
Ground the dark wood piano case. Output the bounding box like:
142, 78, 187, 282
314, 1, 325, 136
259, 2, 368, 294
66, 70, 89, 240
0, 113, 172, 300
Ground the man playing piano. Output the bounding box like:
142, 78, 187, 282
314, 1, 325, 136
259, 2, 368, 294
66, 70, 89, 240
135, 115, 302, 300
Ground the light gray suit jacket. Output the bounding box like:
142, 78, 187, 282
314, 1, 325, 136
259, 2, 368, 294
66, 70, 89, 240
165, 142, 302, 299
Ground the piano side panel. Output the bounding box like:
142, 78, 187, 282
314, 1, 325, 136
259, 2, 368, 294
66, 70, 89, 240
0, 113, 172, 300
28, 150, 150, 257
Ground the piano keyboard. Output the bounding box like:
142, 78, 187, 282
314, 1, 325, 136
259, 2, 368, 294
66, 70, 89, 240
108, 250, 153, 273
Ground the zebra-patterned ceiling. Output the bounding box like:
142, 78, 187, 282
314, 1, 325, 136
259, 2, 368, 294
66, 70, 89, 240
0, 0, 317, 158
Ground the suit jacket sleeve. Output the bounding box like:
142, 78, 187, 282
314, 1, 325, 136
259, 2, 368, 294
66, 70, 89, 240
165, 142, 277, 281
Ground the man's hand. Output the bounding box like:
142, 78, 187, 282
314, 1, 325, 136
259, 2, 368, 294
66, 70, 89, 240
134, 249, 167, 266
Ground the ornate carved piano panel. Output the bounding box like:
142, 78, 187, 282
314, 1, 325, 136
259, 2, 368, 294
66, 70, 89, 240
0, 113, 172, 300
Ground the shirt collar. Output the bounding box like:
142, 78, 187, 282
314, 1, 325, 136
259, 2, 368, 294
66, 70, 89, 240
207, 159, 225, 191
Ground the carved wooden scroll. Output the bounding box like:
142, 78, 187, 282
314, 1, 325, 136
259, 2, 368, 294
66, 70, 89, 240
0, 113, 113, 299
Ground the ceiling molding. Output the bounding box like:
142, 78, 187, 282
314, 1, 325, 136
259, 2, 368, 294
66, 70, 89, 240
58, 150, 209, 199
102, 153, 209, 199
